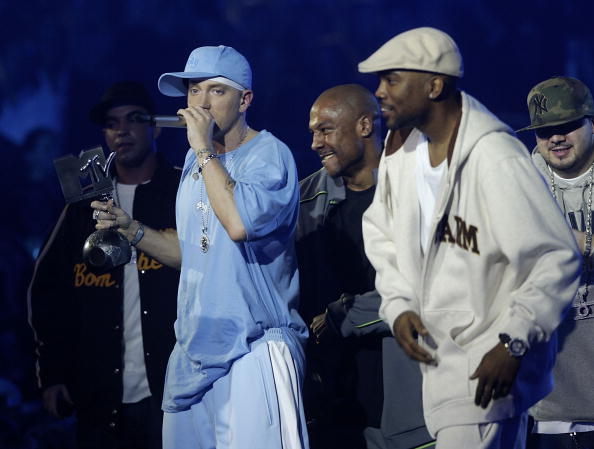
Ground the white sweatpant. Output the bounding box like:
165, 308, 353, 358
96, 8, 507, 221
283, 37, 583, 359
435, 413, 527, 449
162, 338, 309, 449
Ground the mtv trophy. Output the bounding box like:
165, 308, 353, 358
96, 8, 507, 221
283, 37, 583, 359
54, 146, 131, 271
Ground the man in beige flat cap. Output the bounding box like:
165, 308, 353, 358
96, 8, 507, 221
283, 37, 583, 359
359, 27, 581, 448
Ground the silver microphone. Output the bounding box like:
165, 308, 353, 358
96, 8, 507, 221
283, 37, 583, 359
136, 113, 187, 128
152, 115, 187, 128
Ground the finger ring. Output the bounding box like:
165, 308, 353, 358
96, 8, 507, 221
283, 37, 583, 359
93, 210, 100, 220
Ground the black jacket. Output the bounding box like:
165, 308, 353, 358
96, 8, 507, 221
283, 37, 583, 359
297, 168, 432, 448
28, 154, 180, 431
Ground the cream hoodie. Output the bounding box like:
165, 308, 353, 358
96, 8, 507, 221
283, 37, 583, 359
363, 92, 581, 436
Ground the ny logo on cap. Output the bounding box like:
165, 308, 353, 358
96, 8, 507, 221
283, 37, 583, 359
531, 94, 548, 116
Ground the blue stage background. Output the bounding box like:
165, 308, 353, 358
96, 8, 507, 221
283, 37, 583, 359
1, 1, 593, 447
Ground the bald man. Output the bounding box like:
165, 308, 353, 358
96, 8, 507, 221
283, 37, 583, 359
296, 84, 432, 449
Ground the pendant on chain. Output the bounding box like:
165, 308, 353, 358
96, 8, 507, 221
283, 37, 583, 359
200, 234, 210, 252
200, 226, 210, 252
574, 279, 594, 320
575, 301, 593, 320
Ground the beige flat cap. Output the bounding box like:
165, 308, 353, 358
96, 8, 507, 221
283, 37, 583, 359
358, 27, 463, 78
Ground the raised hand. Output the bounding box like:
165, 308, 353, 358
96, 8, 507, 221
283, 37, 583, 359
177, 106, 216, 157
90, 199, 132, 231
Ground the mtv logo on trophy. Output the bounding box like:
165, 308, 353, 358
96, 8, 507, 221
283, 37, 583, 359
54, 146, 131, 271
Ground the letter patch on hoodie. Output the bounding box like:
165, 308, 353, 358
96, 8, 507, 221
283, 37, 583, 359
437, 214, 480, 254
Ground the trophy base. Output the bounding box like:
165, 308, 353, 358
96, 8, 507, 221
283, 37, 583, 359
83, 229, 132, 272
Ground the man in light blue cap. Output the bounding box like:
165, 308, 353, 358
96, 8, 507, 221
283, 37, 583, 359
91, 45, 310, 449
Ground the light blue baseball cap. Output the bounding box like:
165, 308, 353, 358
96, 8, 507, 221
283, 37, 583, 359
158, 45, 252, 97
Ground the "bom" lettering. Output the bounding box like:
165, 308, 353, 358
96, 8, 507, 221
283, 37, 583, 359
74, 263, 117, 288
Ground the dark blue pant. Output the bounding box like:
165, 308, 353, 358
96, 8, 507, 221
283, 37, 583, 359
528, 431, 594, 449
77, 396, 162, 449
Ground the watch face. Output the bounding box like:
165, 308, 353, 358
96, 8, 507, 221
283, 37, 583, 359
510, 339, 527, 356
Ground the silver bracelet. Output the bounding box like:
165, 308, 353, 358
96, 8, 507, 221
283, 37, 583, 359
130, 222, 145, 246
198, 153, 217, 174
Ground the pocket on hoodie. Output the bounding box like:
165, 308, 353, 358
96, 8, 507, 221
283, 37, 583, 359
421, 310, 474, 408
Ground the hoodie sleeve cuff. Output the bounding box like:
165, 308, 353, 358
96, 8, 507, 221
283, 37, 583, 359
380, 299, 414, 336
500, 314, 546, 350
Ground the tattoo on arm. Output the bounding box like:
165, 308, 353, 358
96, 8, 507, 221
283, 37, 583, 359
225, 177, 236, 193
197, 148, 210, 158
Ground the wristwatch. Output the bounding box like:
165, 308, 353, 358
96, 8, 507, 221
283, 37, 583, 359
130, 222, 145, 247
498, 333, 527, 358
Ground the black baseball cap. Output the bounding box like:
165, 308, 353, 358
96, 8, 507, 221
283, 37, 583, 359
89, 81, 155, 125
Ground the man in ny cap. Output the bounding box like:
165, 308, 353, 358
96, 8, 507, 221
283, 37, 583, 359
517, 76, 594, 449
92, 46, 309, 449
28, 81, 181, 449
358, 27, 581, 448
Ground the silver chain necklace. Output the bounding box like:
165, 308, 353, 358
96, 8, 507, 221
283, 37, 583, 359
548, 163, 594, 320
196, 153, 236, 253
193, 127, 248, 253
197, 178, 211, 253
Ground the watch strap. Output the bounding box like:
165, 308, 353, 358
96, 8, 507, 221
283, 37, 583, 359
130, 222, 145, 246
498, 333, 527, 357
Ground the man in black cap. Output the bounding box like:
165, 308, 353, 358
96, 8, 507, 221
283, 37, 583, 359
518, 76, 594, 449
28, 81, 181, 449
